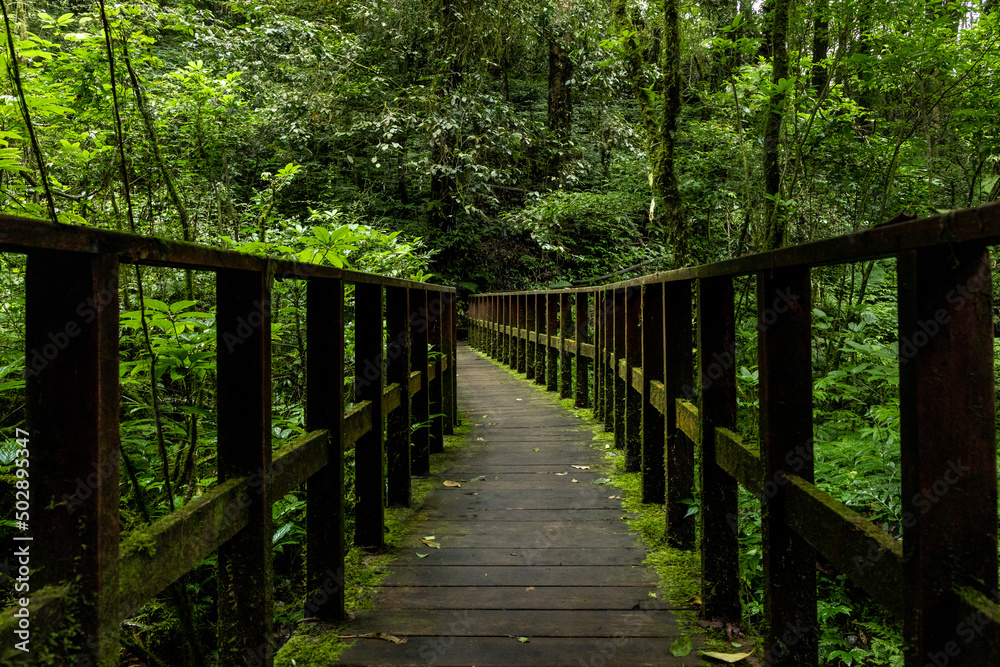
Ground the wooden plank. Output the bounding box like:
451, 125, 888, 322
119, 478, 248, 618
783, 475, 904, 618
306, 277, 346, 620
675, 399, 700, 445
714, 428, 761, 498
388, 548, 649, 567
348, 609, 691, 637
216, 268, 273, 665
25, 250, 121, 665
380, 566, 658, 587
338, 636, 702, 667
372, 586, 674, 611
269, 430, 329, 502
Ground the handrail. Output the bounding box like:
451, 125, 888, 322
0, 215, 457, 666
468, 201, 1000, 666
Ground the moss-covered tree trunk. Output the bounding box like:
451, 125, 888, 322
612, 0, 693, 265
547, 34, 573, 187
760, 0, 789, 251
657, 0, 690, 263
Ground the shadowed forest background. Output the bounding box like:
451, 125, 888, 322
1, 0, 1000, 665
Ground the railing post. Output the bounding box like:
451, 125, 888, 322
517, 294, 527, 374
758, 267, 817, 664
526, 293, 536, 380
603, 288, 614, 432
487, 295, 495, 358
697, 276, 740, 621
354, 282, 386, 549
665, 281, 696, 549
428, 292, 445, 453
575, 291, 589, 409
546, 293, 559, 392
306, 276, 347, 620
641, 282, 665, 503
442, 291, 456, 435
898, 244, 998, 665
386, 286, 412, 505
410, 289, 430, 476
508, 294, 518, 370
26, 251, 120, 666
593, 290, 603, 421
624, 285, 642, 472
560, 292, 572, 398
216, 268, 274, 665
534, 294, 546, 386
450, 291, 460, 428
613, 287, 626, 449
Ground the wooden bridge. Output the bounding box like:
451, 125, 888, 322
3, 203, 1000, 666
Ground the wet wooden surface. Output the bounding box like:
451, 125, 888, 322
336, 344, 703, 666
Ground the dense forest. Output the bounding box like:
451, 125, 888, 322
1, 0, 999, 665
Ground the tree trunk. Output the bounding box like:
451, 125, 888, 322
811, 0, 829, 92
547, 35, 573, 187
657, 0, 689, 262
760, 0, 790, 250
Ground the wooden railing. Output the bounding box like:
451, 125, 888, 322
469, 202, 1000, 666
0, 216, 457, 666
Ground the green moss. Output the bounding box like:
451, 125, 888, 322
274, 622, 349, 667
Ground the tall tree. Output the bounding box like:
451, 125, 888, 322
760, 0, 790, 250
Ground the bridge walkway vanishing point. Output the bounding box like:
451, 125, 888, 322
336, 344, 704, 666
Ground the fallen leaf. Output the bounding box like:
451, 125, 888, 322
700, 651, 753, 663
476, 437, 485, 441
482, 414, 488, 418
571, 465, 590, 470
424, 535, 435, 540
605, 444, 611, 449
443, 480, 461, 488
648, 591, 658, 598
686, 595, 703, 607
525, 586, 535, 591
594, 477, 610, 484
670, 636, 693, 657
420, 539, 441, 549
416, 553, 428, 558
532, 448, 540, 452
572, 479, 579, 483
555, 472, 568, 476
515, 398, 522, 401
474, 475, 486, 481
517, 636, 530, 643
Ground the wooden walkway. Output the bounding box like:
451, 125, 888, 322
337, 344, 703, 666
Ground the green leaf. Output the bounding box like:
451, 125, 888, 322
670, 636, 692, 657
517, 636, 529, 643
